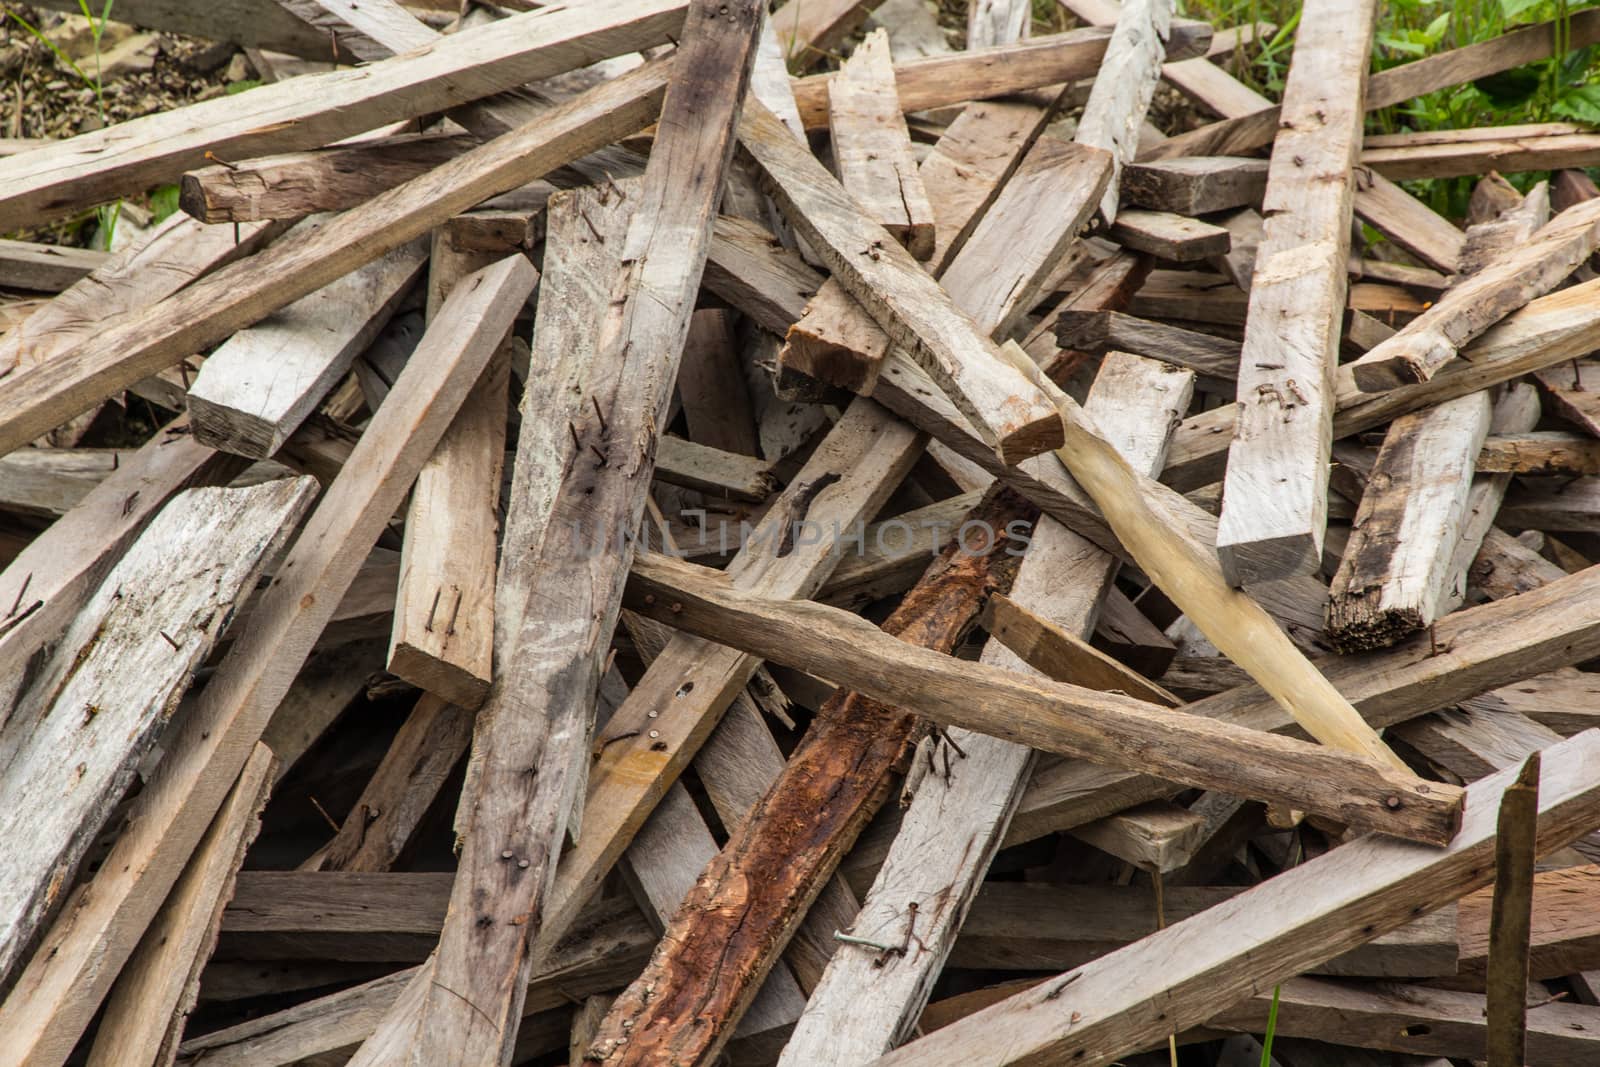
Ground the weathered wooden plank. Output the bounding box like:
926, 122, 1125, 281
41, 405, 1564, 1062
0, 61, 667, 461
30, 0, 356, 59
655, 436, 776, 501
187, 235, 427, 457
1348, 197, 1600, 391
1213, 0, 1376, 584
1072, 0, 1172, 222
1108, 209, 1231, 261
986, 592, 1180, 708
0, 238, 107, 292
873, 731, 1600, 1067
627, 552, 1462, 842
828, 28, 935, 259
385, 237, 516, 709
0, 477, 315, 987
348, 7, 763, 1061
84, 743, 275, 1067
741, 99, 1062, 463
1352, 168, 1464, 274
0, 255, 534, 1067
588, 489, 1031, 1065
0, 1, 685, 231
1054, 310, 1237, 388
1362, 124, 1600, 181
1123, 155, 1268, 215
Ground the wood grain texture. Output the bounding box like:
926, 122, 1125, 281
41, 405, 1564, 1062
0, 58, 670, 460
741, 99, 1061, 463
348, 6, 762, 1061
828, 29, 935, 259
1072, 0, 1172, 222
1352, 167, 1464, 273
625, 553, 1462, 843
0, 477, 313, 987
781, 353, 1192, 1067
874, 731, 1600, 1067
1348, 197, 1600, 390
1213, 0, 1376, 584
188, 234, 427, 458
84, 743, 275, 1067
0, 255, 532, 1067
0, 0, 685, 230
1122, 155, 1268, 214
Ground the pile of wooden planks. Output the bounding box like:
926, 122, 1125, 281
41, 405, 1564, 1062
7, 1, 1600, 1065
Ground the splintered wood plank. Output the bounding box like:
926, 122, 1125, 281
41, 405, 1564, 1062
0, 213, 279, 383
187, 234, 428, 457
0, 416, 243, 716
385, 238, 517, 709
1213, 0, 1377, 584
781, 353, 1192, 1066
0, 477, 315, 988
627, 553, 1462, 841
0, 58, 671, 461
0, 0, 685, 231
781, 89, 1063, 390
0, 255, 533, 1067
1072, 0, 1173, 223
348, 7, 763, 1061
828, 29, 935, 259
1349, 196, 1600, 390
877, 731, 1600, 1067
84, 743, 275, 1067
787, 25, 1209, 128
591, 491, 1031, 1065
742, 101, 1060, 463
1326, 391, 1494, 651
936, 137, 1112, 340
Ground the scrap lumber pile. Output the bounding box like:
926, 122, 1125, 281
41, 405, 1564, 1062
11, 0, 1600, 1064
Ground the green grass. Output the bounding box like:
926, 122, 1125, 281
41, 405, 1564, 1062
1166, 0, 1600, 218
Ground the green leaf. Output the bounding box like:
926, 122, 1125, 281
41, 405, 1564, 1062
1501, 0, 1550, 18
1424, 12, 1451, 43
1377, 31, 1426, 56
1473, 64, 1547, 107
225, 79, 262, 95
3, 10, 90, 87
1555, 83, 1600, 125
149, 184, 180, 223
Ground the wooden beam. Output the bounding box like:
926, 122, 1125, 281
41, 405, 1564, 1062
874, 731, 1600, 1067
1213, 0, 1375, 584
83, 743, 275, 1067
828, 28, 935, 259
1478, 431, 1600, 474
626, 553, 1463, 843
1054, 310, 1237, 388
1352, 168, 1464, 274
1362, 123, 1600, 181
29, 0, 357, 60
1347, 198, 1600, 391
588, 489, 1031, 1065
187, 237, 427, 458
1122, 155, 1269, 215
178, 132, 479, 223
348, 7, 763, 1060
1108, 209, 1231, 261
740, 99, 1062, 464
1072, 0, 1172, 223
0, 1, 685, 231
787, 24, 1210, 128
0, 59, 669, 460
385, 237, 516, 709
0, 477, 313, 987
0, 255, 534, 1067
655, 436, 776, 501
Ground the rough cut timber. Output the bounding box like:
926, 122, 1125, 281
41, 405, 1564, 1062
385, 235, 518, 710
0, 0, 687, 231
1071, 0, 1173, 223
1122, 155, 1269, 215
83, 743, 275, 1067
827, 29, 935, 259
0, 255, 534, 1067
1213, 0, 1377, 585
1054, 310, 1238, 389
1347, 197, 1600, 390
587, 489, 1031, 1066
0, 57, 671, 460
781, 352, 1192, 1066
0, 477, 315, 988
740, 99, 1062, 464
873, 731, 1600, 1067
625, 553, 1463, 843
186, 235, 428, 457
345, 5, 764, 1062
1352, 168, 1464, 273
